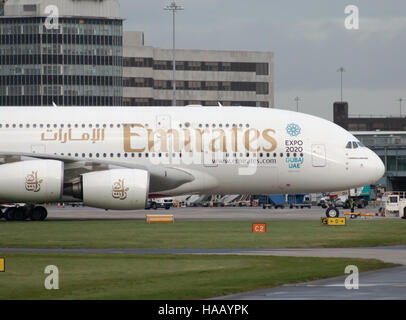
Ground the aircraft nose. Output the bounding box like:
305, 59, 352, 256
368, 150, 385, 184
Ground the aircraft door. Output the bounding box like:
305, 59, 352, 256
311, 144, 326, 167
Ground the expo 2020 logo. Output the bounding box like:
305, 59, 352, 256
286, 123, 301, 137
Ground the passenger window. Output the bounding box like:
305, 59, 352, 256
352, 141, 358, 149
346, 142, 352, 149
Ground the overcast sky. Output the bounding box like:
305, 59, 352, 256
119, 0, 406, 121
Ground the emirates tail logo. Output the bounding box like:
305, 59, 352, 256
25, 171, 43, 192
112, 179, 129, 200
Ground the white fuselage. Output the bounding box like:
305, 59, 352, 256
0, 106, 385, 196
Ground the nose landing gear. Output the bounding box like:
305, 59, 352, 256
326, 207, 340, 218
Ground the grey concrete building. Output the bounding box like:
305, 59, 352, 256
0, 0, 123, 106
0, 0, 274, 108
123, 31, 274, 107
354, 131, 406, 191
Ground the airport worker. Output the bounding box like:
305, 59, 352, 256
350, 198, 355, 213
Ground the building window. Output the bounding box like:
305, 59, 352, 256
189, 81, 201, 90
256, 63, 269, 75
256, 82, 269, 95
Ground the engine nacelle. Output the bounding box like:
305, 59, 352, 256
81, 169, 150, 210
0, 160, 64, 202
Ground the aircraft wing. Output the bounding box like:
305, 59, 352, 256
0, 152, 195, 193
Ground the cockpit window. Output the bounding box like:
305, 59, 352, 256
346, 141, 365, 149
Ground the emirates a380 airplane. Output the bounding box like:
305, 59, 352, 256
0, 106, 384, 221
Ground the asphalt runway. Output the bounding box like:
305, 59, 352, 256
1, 246, 405, 264
46, 204, 392, 221
215, 266, 406, 300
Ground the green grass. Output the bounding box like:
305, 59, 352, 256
0, 252, 396, 300
0, 220, 406, 249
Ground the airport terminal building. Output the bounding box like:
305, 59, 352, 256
0, 0, 274, 108
123, 31, 274, 108
0, 0, 123, 106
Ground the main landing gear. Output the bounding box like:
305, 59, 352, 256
1, 205, 48, 221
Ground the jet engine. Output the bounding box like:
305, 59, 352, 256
67, 169, 150, 210
0, 160, 64, 202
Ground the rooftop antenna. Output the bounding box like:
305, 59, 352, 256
398, 98, 404, 117
294, 96, 300, 112
337, 67, 345, 102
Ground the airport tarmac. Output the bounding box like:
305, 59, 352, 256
215, 265, 406, 300
1, 245, 405, 299
1, 246, 405, 264
46, 205, 391, 221
4, 205, 405, 300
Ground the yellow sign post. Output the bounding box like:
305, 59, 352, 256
321, 217, 346, 226
0, 258, 5, 272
